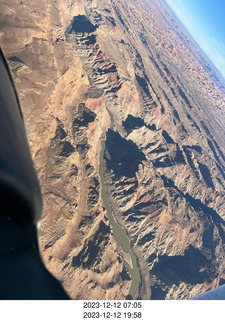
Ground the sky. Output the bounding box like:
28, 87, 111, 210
163, 0, 225, 79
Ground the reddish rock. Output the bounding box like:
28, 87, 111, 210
1, 0, 225, 300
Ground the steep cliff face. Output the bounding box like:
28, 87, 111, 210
1, 0, 225, 300
0, 0, 131, 300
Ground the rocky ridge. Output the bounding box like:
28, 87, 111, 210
0, 0, 131, 300
1, 0, 225, 299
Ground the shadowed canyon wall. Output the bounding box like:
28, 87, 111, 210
1, 0, 225, 299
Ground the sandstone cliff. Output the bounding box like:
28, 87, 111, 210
1, 0, 225, 300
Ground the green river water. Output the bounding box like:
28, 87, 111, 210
99, 108, 141, 298
65, 24, 141, 297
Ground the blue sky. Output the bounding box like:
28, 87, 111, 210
163, 0, 225, 79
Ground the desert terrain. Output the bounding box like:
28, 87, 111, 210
1, 0, 225, 299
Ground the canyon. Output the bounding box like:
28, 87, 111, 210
1, 0, 225, 300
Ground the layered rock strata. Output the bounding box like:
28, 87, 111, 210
1, 0, 225, 299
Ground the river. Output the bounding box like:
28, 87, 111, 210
99, 108, 141, 298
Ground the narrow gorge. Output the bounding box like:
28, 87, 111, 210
1, 0, 225, 300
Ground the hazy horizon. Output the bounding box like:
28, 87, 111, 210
163, 0, 225, 80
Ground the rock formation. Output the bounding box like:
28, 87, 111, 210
1, 0, 225, 299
